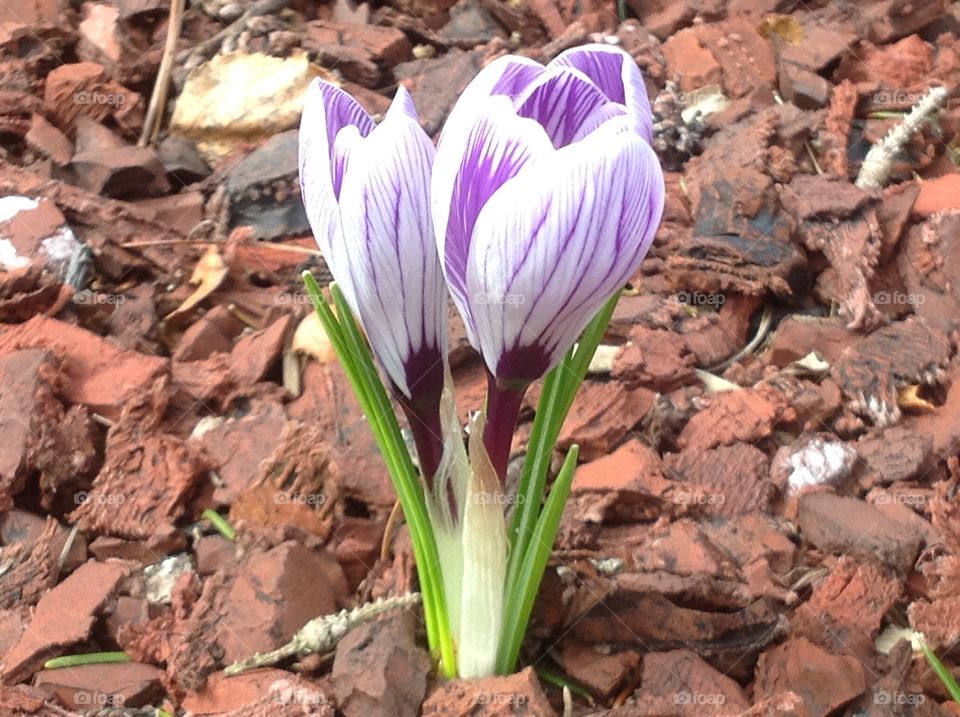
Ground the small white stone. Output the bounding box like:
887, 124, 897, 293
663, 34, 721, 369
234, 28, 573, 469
0, 240, 30, 271
144, 553, 194, 604
0, 195, 38, 224
784, 437, 855, 493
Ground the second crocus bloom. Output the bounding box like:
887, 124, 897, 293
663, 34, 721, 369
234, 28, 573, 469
431, 44, 666, 478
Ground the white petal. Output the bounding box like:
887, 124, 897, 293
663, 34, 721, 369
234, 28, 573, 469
298, 80, 375, 305
432, 97, 553, 348
432, 57, 543, 303
337, 94, 447, 396
550, 44, 653, 142
466, 117, 664, 378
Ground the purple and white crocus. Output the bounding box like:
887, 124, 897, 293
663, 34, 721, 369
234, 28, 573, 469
299, 45, 663, 480
432, 45, 665, 478
299, 80, 448, 479
299, 44, 664, 679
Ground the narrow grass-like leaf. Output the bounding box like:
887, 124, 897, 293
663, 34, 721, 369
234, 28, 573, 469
499, 293, 619, 669
328, 281, 457, 673
921, 638, 960, 703
536, 667, 595, 703
303, 273, 456, 677
496, 445, 579, 673
202, 508, 236, 541
44, 652, 131, 669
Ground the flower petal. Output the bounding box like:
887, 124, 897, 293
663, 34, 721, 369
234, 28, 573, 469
298, 79, 375, 304
550, 44, 653, 142
432, 98, 553, 344
432, 56, 543, 294
465, 117, 664, 381
513, 67, 615, 148
337, 90, 447, 398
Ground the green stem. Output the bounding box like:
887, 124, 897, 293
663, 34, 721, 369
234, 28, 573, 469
497, 292, 619, 674
303, 274, 456, 677
496, 445, 579, 673
44, 652, 131, 669
503, 294, 618, 598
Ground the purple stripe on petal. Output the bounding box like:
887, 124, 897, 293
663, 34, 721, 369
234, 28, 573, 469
465, 117, 664, 382
330, 125, 363, 199
337, 105, 446, 398
388, 83, 420, 123
433, 99, 552, 343
488, 58, 545, 100
514, 68, 611, 148
570, 102, 628, 144
314, 80, 376, 154
550, 44, 653, 142
493, 344, 552, 383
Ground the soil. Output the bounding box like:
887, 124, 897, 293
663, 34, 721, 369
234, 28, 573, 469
1, 0, 960, 715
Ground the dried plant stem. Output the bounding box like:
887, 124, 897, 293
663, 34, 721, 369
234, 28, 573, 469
856, 86, 948, 190
224, 593, 422, 675
380, 498, 403, 561
139, 0, 186, 146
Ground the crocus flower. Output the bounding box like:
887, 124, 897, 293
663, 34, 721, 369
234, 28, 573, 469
431, 45, 665, 477
299, 80, 448, 478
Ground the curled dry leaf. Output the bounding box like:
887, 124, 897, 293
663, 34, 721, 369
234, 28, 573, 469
165, 244, 228, 321
898, 384, 936, 412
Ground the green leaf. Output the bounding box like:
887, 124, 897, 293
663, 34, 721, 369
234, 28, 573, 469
921, 638, 960, 703
536, 667, 595, 703
201, 508, 236, 541
498, 293, 619, 673
303, 274, 456, 677
44, 652, 131, 670
496, 445, 579, 673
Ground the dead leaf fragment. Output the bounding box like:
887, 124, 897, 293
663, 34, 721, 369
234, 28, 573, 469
166, 244, 228, 321
758, 14, 804, 44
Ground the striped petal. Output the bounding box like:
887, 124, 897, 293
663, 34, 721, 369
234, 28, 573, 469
432, 57, 543, 302
433, 98, 553, 343
298, 80, 375, 303
550, 44, 653, 142
513, 67, 617, 148
337, 86, 447, 398
465, 117, 664, 381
